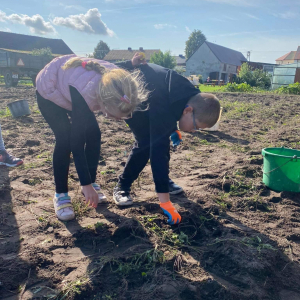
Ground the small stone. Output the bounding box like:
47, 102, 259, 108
188, 284, 197, 292
160, 283, 177, 296
47, 227, 54, 233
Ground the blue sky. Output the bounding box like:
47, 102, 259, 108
0, 0, 299, 63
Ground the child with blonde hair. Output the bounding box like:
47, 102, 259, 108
36, 53, 147, 221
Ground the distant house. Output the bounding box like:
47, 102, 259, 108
186, 41, 247, 83
0, 31, 73, 55
103, 47, 160, 63
239, 61, 278, 75
276, 47, 300, 65
173, 55, 186, 67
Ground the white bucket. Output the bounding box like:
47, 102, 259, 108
204, 107, 223, 131
7, 100, 31, 118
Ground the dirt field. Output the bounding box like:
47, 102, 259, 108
1, 86, 300, 300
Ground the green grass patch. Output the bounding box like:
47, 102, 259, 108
0, 107, 12, 118
221, 100, 259, 119
198, 84, 225, 93
198, 83, 273, 94
275, 82, 300, 95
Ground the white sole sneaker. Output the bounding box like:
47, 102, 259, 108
113, 193, 133, 206
91, 183, 108, 204
0, 161, 23, 167
169, 187, 183, 195
53, 195, 75, 221
98, 194, 107, 204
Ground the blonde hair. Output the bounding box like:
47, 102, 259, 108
62, 57, 148, 115
99, 69, 148, 115
62, 57, 107, 74
187, 93, 221, 128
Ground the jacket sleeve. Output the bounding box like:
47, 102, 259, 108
69, 86, 95, 186
114, 60, 134, 71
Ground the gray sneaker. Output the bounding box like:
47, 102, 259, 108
169, 179, 183, 195
113, 186, 133, 206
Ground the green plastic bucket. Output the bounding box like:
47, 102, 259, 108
262, 147, 300, 193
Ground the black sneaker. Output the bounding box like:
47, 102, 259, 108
169, 179, 183, 195
113, 186, 133, 206
0, 150, 23, 167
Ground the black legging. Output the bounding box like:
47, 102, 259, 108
118, 109, 171, 191
36, 90, 101, 193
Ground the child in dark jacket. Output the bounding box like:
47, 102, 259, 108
113, 63, 221, 225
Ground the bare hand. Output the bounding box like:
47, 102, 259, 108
81, 185, 98, 208
131, 52, 147, 66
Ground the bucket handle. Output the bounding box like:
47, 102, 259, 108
263, 155, 297, 174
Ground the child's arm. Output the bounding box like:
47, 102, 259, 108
114, 60, 134, 71
115, 53, 146, 71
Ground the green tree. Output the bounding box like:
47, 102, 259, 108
93, 40, 110, 60
252, 68, 271, 89
174, 66, 186, 75
238, 63, 254, 85
185, 30, 206, 59
238, 63, 271, 89
150, 51, 176, 69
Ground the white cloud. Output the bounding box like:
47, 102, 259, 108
209, 28, 291, 38
0, 10, 56, 34
231, 35, 300, 63
59, 3, 86, 12
154, 23, 176, 29
0, 26, 11, 32
0, 11, 6, 22
185, 26, 191, 33
4, 8, 17, 13
209, 17, 227, 22
272, 11, 299, 19
203, 0, 257, 6
224, 16, 237, 20
53, 8, 114, 36
245, 13, 259, 20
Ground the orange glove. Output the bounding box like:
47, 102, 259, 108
170, 130, 182, 147
160, 201, 181, 225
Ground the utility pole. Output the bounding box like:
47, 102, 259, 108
247, 51, 251, 62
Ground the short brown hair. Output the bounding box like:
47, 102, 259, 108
187, 93, 221, 128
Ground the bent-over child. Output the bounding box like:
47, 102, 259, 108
36, 53, 147, 221
113, 64, 221, 225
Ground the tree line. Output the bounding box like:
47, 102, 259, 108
91, 29, 207, 69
